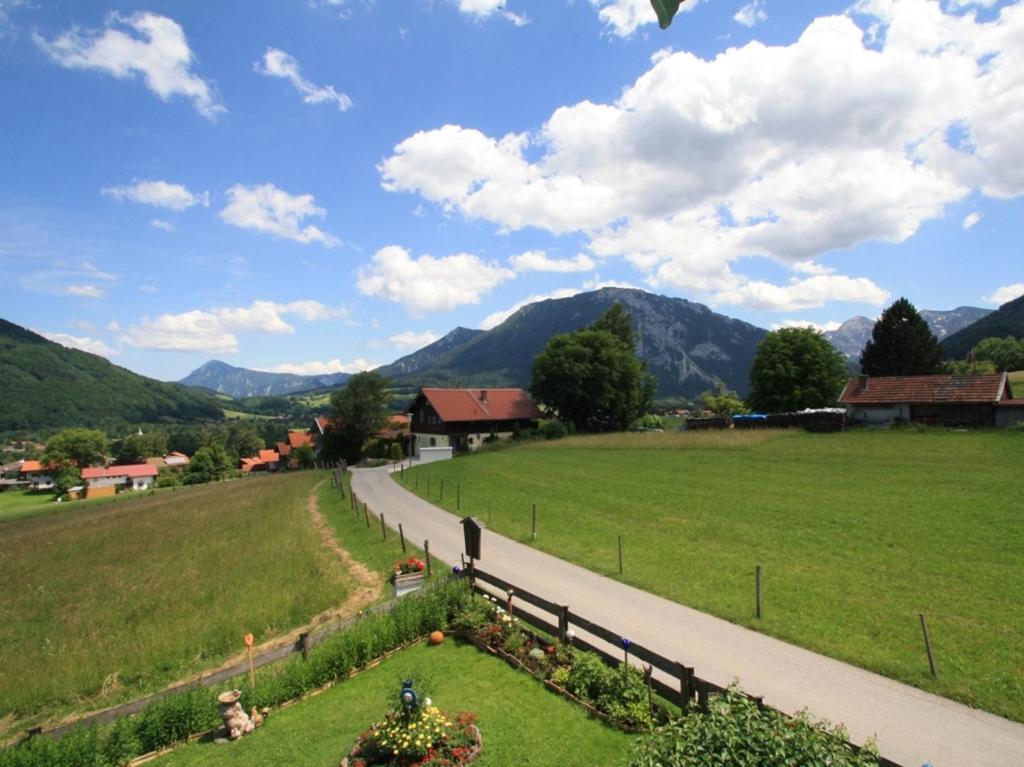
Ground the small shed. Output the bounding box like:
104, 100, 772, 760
839, 373, 1010, 427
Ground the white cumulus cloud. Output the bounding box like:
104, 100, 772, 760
357, 245, 515, 316
220, 183, 339, 246
40, 331, 119, 357
382, 1, 1024, 311
454, 0, 529, 25
735, 1, 768, 27
262, 358, 378, 375
770, 319, 843, 333
962, 211, 982, 229
123, 300, 343, 352
389, 330, 441, 348
103, 180, 209, 210
983, 283, 1024, 305
34, 12, 224, 119
712, 275, 891, 312
66, 284, 104, 299
509, 250, 596, 273
255, 48, 352, 111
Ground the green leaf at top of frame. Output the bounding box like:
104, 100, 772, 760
650, 0, 684, 29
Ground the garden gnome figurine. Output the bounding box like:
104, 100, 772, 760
218, 689, 255, 739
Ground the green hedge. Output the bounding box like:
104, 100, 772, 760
0, 578, 471, 767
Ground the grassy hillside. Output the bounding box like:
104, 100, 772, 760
398, 430, 1024, 722
0, 472, 352, 732
942, 293, 1024, 358
0, 318, 223, 431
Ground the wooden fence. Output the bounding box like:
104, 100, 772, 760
467, 565, 900, 767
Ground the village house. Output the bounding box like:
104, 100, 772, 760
407, 388, 542, 457
18, 459, 56, 491
839, 373, 1024, 427
80, 464, 159, 498
240, 449, 281, 473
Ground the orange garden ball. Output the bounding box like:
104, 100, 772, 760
429, 630, 445, 645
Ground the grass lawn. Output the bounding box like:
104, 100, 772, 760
1009, 370, 1023, 398
0, 472, 356, 735
0, 488, 57, 522
397, 429, 1024, 722
150, 640, 634, 767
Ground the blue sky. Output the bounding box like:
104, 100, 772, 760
1, 0, 1022, 382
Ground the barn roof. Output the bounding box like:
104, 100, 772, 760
81, 464, 159, 480
839, 374, 1008, 405
288, 430, 314, 449
415, 388, 542, 423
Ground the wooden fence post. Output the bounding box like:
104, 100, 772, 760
299, 632, 311, 661
532, 502, 537, 541
920, 613, 937, 677
440, 478, 445, 502
363, 503, 370, 528
457, 481, 461, 511
399, 523, 407, 553
424, 540, 433, 576
380, 513, 387, 541
698, 680, 709, 712
558, 605, 570, 642
755, 565, 762, 619
618, 534, 623, 574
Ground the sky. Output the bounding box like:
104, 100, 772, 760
1, 0, 1022, 382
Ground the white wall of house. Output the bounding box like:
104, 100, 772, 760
130, 477, 153, 490
415, 446, 453, 464
413, 432, 450, 452
845, 404, 910, 425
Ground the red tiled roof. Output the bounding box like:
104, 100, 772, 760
240, 457, 259, 473
20, 460, 45, 473
839, 374, 1007, 405
389, 414, 410, 428
418, 388, 542, 423
81, 464, 158, 480
288, 430, 313, 449
258, 449, 280, 464
276, 441, 292, 456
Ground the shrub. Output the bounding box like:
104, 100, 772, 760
626, 687, 879, 767
539, 420, 569, 440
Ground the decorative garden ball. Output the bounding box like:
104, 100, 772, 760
429, 630, 445, 645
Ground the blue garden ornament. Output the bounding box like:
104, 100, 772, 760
399, 679, 419, 713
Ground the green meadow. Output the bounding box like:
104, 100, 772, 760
398, 428, 1024, 722
0, 472, 357, 736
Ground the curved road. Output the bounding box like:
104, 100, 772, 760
352, 465, 1024, 767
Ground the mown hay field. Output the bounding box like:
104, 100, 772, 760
0, 472, 353, 735
399, 428, 1024, 722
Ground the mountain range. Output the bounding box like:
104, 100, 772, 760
180, 360, 350, 399
824, 306, 991, 360
0, 319, 222, 432
376, 288, 768, 398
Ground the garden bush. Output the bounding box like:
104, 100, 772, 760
625, 687, 879, 767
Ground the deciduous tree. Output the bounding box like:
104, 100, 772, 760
327, 371, 392, 463
748, 327, 848, 413
859, 298, 943, 376
43, 428, 108, 468
531, 306, 655, 432
972, 336, 1024, 372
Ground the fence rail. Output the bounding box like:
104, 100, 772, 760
468, 565, 899, 767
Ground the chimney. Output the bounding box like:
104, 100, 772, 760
480, 389, 488, 402
858, 375, 869, 392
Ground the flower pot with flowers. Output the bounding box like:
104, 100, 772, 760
391, 557, 427, 599
343, 679, 482, 767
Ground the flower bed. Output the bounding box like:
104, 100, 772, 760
451, 594, 667, 731
343, 682, 482, 767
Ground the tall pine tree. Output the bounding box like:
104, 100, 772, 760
859, 297, 943, 376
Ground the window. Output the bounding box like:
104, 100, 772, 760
430, 437, 436, 447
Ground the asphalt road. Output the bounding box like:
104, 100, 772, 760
352, 464, 1024, 767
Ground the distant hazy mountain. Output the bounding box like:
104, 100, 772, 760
941, 294, 1024, 359
0, 318, 223, 431
380, 288, 768, 398
825, 307, 991, 362
181, 360, 350, 399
